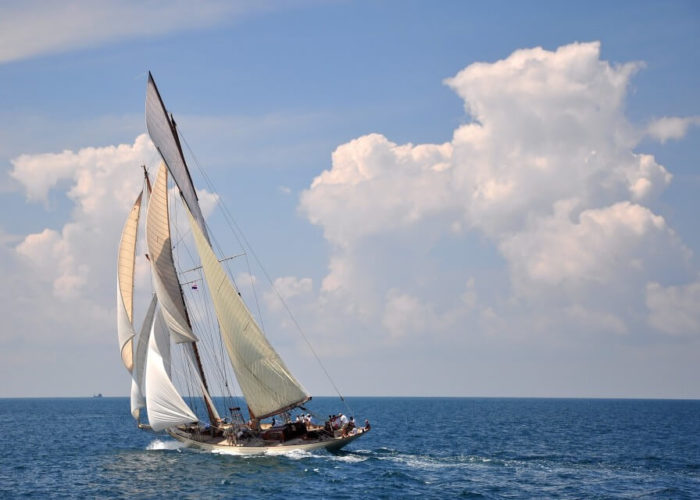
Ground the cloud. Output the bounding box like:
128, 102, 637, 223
3, 40, 698, 398
0, 0, 288, 64
11, 134, 158, 299
298, 41, 695, 342
500, 200, 686, 292
646, 280, 700, 336
646, 116, 700, 143
11, 134, 156, 203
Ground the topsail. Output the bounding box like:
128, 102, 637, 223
146, 72, 209, 243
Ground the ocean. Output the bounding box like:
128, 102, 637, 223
0, 397, 698, 498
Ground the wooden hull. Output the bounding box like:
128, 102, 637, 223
166, 427, 367, 455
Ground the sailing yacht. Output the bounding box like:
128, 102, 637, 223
116, 73, 368, 454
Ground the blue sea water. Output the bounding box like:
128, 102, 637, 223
0, 397, 698, 498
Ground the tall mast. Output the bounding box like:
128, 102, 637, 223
178, 273, 219, 426
144, 164, 220, 427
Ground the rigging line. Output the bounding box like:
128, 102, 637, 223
171, 344, 200, 417
168, 190, 227, 386
177, 128, 350, 412
174, 239, 236, 405
170, 204, 233, 408
175, 132, 269, 334
181, 276, 232, 401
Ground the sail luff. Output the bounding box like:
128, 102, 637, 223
117, 191, 143, 372
185, 207, 310, 419
145, 72, 209, 243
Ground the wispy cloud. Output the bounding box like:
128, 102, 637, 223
0, 0, 295, 64
646, 116, 700, 143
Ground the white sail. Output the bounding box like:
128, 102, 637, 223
130, 294, 158, 420
146, 72, 209, 243
117, 191, 142, 372
146, 163, 197, 343
186, 208, 310, 419
145, 307, 198, 432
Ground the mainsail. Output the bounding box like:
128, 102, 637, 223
146, 163, 197, 344
145, 307, 198, 432
146, 72, 209, 243
116, 191, 142, 372
186, 207, 311, 419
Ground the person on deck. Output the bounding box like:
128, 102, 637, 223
343, 416, 356, 437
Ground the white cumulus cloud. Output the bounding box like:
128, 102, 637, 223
298, 41, 695, 342
11, 134, 158, 299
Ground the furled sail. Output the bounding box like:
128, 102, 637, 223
130, 294, 158, 420
117, 191, 143, 372
145, 306, 198, 432
186, 208, 310, 419
146, 163, 197, 343
146, 72, 209, 243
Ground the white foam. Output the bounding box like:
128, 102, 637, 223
330, 454, 368, 463
146, 439, 186, 451
263, 448, 319, 460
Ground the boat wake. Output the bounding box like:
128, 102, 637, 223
146, 439, 186, 451
329, 453, 369, 463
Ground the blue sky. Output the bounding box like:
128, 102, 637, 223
0, 0, 698, 398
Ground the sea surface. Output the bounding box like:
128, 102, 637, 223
0, 397, 698, 498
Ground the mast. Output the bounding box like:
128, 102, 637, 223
178, 273, 220, 427
142, 164, 152, 193
144, 164, 220, 427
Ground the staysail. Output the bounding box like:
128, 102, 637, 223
130, 294, 158, 420
146, 72, 209, 243
145, 306, 198, 432
186, 207, 310, 419
117, 191, 143, 372
146, 163, 198, 344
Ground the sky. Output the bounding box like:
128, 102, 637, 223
0, 0, 699, 399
